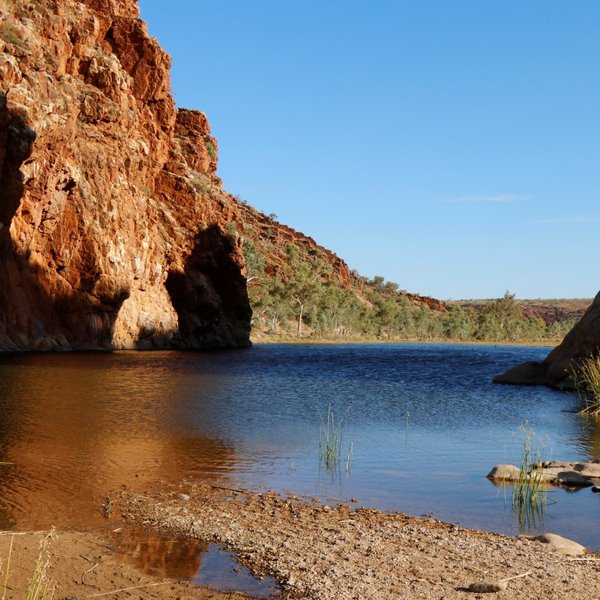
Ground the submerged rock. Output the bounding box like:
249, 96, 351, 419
492, 361, 548, 386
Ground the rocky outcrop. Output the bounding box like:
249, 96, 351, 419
488, 459, 600, 489
494, 292, 600, 387
0, 0, 251, 350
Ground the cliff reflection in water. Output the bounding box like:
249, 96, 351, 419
112, 527, 206, 580
0, 352, 238, 530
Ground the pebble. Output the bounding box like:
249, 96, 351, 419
468, 580, 508, 593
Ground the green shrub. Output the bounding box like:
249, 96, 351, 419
206, 140, 217, 158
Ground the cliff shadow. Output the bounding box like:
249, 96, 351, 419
0, 94, 34, 228
165, 225, 252, 349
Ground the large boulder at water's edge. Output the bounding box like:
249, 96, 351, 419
494, 291, 600, 388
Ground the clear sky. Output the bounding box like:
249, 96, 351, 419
138, 0, 599, 300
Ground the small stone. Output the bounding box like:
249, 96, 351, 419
487, 464, 521, 481
468, 580, 508, 593
591, 485, 600, 493
179, 493, 191, 501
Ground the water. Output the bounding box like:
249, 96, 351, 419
110, 527, 279, 598
0, 343, 599, 551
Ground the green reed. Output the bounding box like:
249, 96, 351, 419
573, 354, 600, 416
319, 404, 343, 469
319, 404, 353, 473
512, 423, 546, 512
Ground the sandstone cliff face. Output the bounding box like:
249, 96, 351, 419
494, 291, 600, 388
0, 0, 436, 352
0, 0, 251, 350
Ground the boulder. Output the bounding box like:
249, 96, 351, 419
533, 533, 586, 556
494, 292, 600, 388
487, 464, 522, 481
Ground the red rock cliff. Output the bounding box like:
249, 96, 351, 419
0, 0, 251, 349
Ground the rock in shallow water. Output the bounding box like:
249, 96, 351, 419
488, 461, 600, 488
486, 464, 522, 481
493, 292, 600, 388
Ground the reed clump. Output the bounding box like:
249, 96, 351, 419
319, 404, 343, 469
572, 354, 600, 416
512, 423, 546, 512
319, 404, 353, 473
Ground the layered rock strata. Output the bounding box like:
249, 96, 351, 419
0, 0, 251, 350
494, 291, 600, 387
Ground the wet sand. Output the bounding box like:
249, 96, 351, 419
0, 529, 258, 600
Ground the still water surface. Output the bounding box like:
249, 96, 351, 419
0, 343, 599, 549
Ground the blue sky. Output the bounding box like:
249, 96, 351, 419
138, 0, 599, 300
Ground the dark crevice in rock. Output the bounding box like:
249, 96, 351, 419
165, 225, 252, 349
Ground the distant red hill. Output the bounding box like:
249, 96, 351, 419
457, 299, 591, 325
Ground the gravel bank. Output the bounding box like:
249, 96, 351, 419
120, 482, 600, 599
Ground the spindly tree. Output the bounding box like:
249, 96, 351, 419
281, 245, 332, 337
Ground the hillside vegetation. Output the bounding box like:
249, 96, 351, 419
234, 220, 583, 343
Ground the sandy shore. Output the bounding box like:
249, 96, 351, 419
0, 528, 258, 600
250, 336, 557, 348
117, 482, 600, 600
